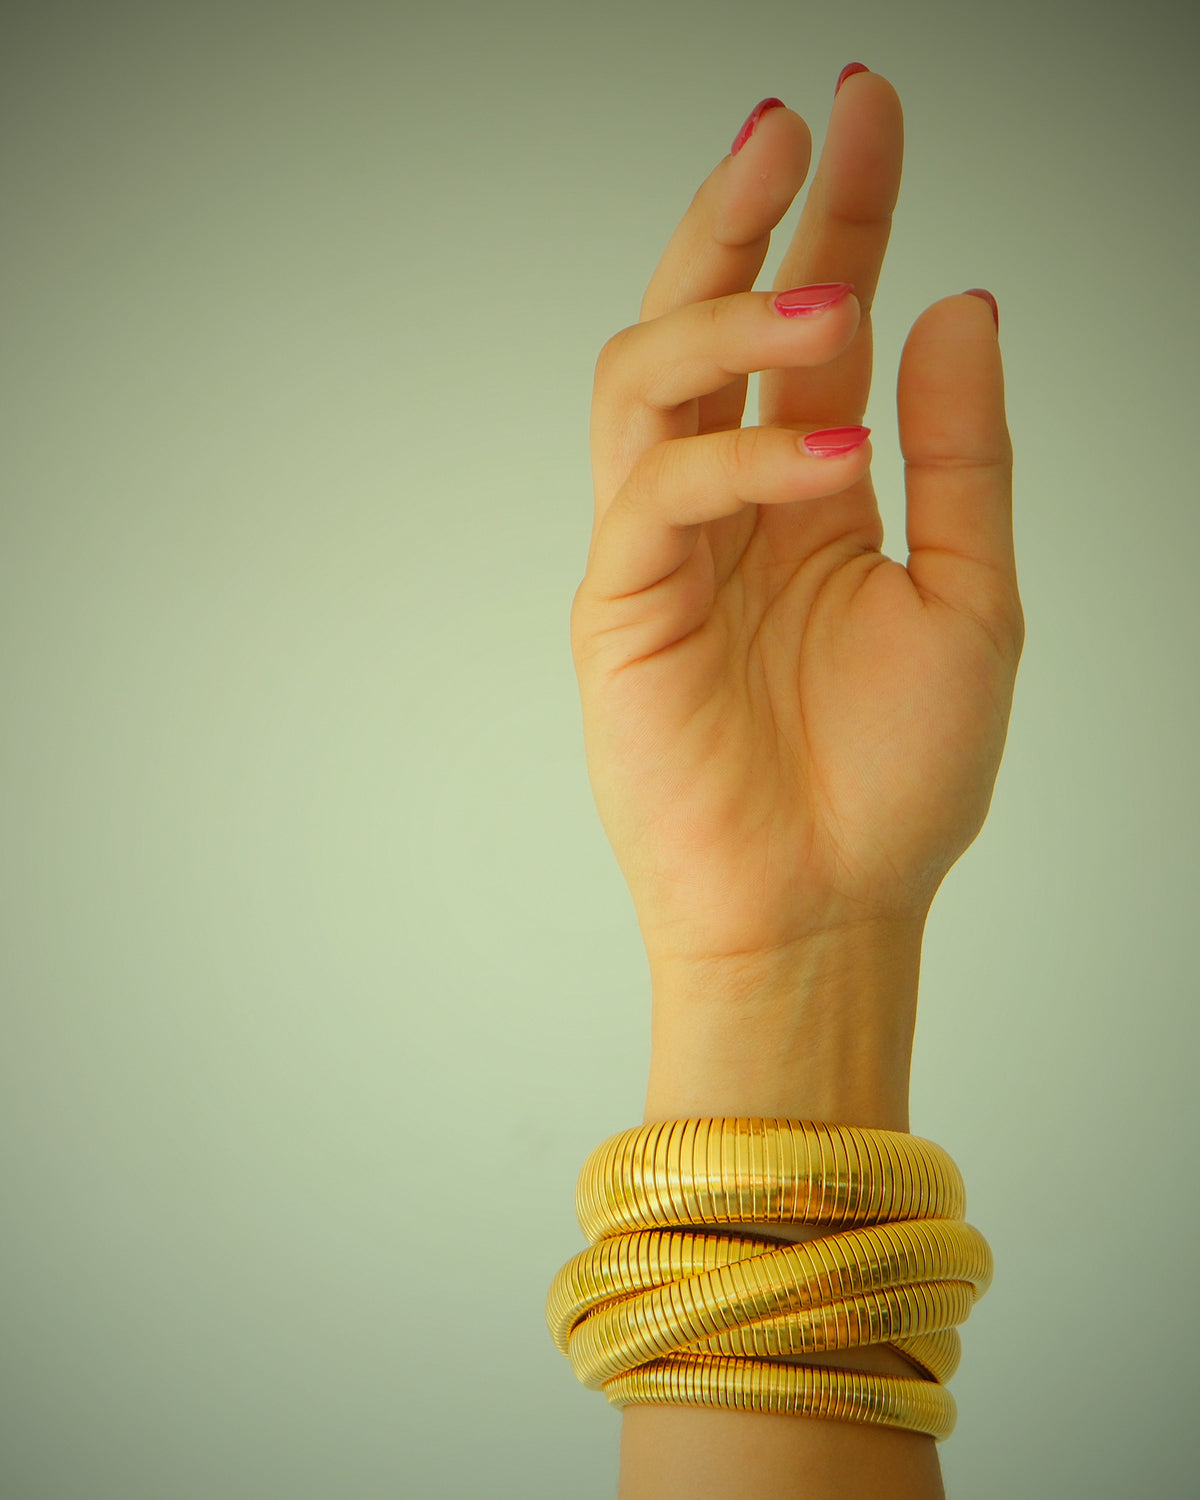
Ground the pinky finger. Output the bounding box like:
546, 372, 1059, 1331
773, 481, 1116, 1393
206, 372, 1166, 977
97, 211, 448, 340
581, 423, 872, 604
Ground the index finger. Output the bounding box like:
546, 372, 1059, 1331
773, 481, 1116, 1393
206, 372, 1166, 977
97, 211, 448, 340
629, 101, 814, 447
638, 100, 813, 328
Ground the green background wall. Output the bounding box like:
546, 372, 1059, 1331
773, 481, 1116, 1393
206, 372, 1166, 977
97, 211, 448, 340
2, 1, 1196, 1495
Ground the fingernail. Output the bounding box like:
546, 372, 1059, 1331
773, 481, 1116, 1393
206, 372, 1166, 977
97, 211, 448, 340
774, 282, 854, 316
731, 97, 786, 156
835, 62, 870, 96
803, 425, 871, 457
964, 287, 999, 332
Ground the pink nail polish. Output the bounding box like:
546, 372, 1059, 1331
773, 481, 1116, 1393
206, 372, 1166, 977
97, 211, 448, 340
731, 97, 786, 156
774, 282, 854, 316
964, 288, 999, 332
835, 62, 870, 96
802, 425, 871, 457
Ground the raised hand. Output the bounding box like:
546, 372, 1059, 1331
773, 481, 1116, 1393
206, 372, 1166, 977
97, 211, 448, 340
570, 73, 1022, 1004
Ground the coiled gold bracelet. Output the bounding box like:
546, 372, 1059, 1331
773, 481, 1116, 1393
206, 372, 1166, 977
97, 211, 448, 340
545, 1118, 993, 1442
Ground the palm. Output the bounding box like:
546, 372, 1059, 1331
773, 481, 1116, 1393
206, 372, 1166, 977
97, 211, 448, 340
578, 495, 1012, 965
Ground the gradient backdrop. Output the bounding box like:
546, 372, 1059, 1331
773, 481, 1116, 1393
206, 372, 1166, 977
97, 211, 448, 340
2, 1, 1197, 1496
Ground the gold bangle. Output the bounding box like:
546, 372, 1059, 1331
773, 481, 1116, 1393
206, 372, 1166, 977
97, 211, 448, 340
546, 1220, 965, 1383
602, 1352, 959, 1441
546, 1118, 992, 1442
548, 1218, 988, 1387
574, 1118, 965, 1243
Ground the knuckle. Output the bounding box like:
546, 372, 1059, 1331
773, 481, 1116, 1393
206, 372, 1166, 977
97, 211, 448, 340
569, 577, 595, 640
593, 325, 635, 383
1004, 593, 1026, 658
706, 293, 740, 333
724, 424, 761, 480
640, 436, 679, 496
972, 574, 1026, 665
616, 438, 669, 513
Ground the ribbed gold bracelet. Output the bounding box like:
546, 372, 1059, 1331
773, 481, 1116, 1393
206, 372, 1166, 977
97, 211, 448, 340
545, 1118, 993, 1442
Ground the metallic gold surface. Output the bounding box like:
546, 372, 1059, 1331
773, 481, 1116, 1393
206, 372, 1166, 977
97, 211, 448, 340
602, 1352, 959, 1441
547, 1119, 992, 1441
575, 1118, 966, 1243
547, 1218, 989, 1381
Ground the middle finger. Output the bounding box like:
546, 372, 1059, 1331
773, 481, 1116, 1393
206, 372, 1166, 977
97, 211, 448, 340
761, 66, 905, 430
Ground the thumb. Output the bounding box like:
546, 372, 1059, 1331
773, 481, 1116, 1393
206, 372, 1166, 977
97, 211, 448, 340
899, 292, 1023, 656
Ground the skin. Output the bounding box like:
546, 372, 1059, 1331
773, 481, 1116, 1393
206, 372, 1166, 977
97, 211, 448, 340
567, 68, 1023, 1500
573, 73, 1022, 981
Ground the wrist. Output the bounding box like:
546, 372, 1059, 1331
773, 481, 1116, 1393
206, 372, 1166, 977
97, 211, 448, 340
640, 915, 927, 1132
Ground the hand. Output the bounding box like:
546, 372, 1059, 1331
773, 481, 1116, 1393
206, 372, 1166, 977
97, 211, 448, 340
570, 73, 1023, 994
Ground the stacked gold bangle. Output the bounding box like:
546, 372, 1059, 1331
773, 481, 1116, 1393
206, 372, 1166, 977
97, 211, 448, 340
545, 1118, 993, 1442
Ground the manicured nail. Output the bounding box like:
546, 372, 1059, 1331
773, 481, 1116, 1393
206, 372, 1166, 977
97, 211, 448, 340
802, 425, 871, 457
774, 282, 854, 316
835, 62, 870, 96
731, 97, 786, 156
964, 287, 999, 332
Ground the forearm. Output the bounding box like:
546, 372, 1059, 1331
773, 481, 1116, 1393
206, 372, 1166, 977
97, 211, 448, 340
618, 917, 946, 1500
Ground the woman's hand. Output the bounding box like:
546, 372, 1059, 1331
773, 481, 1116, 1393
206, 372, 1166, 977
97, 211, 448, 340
570, 73, 1022, 1014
